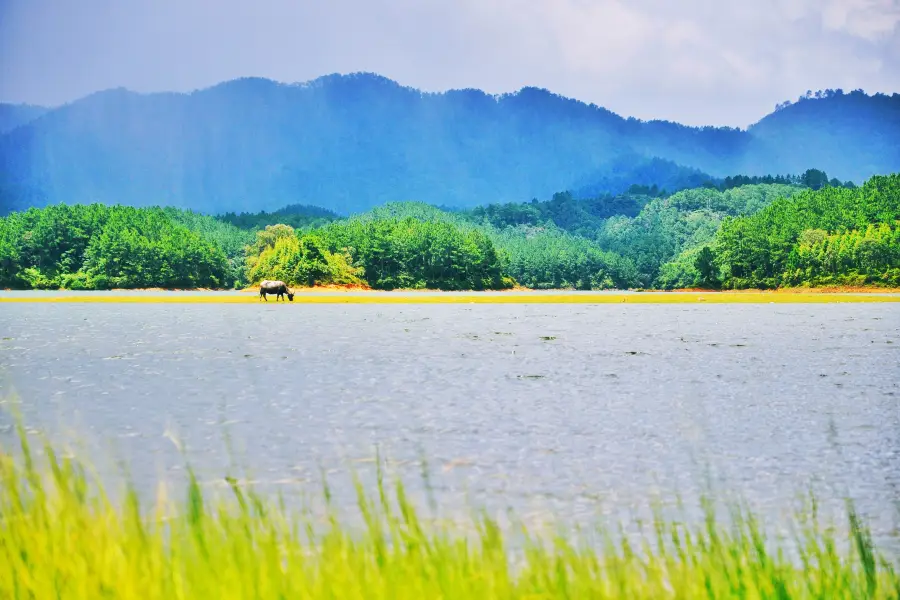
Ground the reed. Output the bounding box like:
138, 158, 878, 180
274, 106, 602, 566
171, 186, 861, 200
1, 420, 898, 599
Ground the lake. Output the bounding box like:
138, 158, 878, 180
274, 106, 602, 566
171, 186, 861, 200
1, 296, 898, 549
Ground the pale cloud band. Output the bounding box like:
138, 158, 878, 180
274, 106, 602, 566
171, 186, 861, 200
1, 0, 898, 126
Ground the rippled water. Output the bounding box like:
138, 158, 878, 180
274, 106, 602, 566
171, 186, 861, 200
1, 299, 899, 547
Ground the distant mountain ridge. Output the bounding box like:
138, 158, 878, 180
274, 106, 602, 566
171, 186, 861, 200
0, 103, 49, 135
1, 73, 898, 215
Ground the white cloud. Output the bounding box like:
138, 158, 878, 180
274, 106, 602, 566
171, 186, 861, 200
0, 0, 898, 126
438, 0, 900, 124
822, 0, 900, 39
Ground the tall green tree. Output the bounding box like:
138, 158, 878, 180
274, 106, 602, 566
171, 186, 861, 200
693, 246, 718, 288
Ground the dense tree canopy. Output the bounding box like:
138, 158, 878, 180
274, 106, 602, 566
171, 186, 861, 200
490, 226, 637, 290
217, 204, 339, 231
714, 174, 900, 289
247, 227, 364, 288
0, 204, 246, 289
782, 224, 899, 287
313, 207, 511, 291
2, 173, 897, 292
595, 184, 803, 287
466, 191, 651, 237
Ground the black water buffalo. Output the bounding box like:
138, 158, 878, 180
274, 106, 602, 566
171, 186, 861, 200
259, 280, 294, 302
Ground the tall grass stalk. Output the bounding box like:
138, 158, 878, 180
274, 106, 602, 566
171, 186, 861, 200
1, 421, 898, 599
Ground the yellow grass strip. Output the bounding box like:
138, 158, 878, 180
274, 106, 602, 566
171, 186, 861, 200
0, 292, 899, 304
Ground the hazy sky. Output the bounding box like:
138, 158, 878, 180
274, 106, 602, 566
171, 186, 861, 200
1, 0, 898, 127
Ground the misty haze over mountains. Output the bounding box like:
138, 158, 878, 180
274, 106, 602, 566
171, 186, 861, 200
1, 72, 898, 216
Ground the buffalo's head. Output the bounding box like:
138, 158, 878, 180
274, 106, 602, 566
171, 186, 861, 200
287, 292, 295, 302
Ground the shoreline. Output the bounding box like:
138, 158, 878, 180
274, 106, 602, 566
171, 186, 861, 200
1, 289, 898, 304
2, 283, 898, 304
4, 283, 896, 294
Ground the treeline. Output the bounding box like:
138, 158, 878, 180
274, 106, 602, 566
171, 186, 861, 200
0, 204, 251, 289
715, 175, 900, 288
0, 202, 515, 291
596, 184, 803, 287
463, 169, 851, 238
714, 169, 856, 192
217, 204, 339, 231
659, 174, 900, 289
465, 191, 649, 237
460, 182, 805, 287
345, 203, 637, 289
2, 172, 897, 291
491, 227, 636, 289
774, 87, 899, 110
248, 213, 512, 291
238, 174, 897, 291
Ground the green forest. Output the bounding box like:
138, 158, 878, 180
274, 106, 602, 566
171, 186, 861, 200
1, 170, 897, 291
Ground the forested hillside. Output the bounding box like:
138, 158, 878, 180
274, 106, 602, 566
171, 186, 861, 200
714, 175, 900, 288
3, 172, 895, 292
656, 175, 900, 289
1, 74, 897, 216
747, 90, 900, 181
595, 184, 804, 287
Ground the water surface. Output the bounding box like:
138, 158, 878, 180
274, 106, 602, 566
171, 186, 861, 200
1, 300, 898, 548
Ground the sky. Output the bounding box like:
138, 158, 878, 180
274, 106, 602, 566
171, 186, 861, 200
1, 0, 898, 127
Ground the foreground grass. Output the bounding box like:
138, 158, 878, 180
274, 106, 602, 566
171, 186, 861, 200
1, 425, 898, 599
